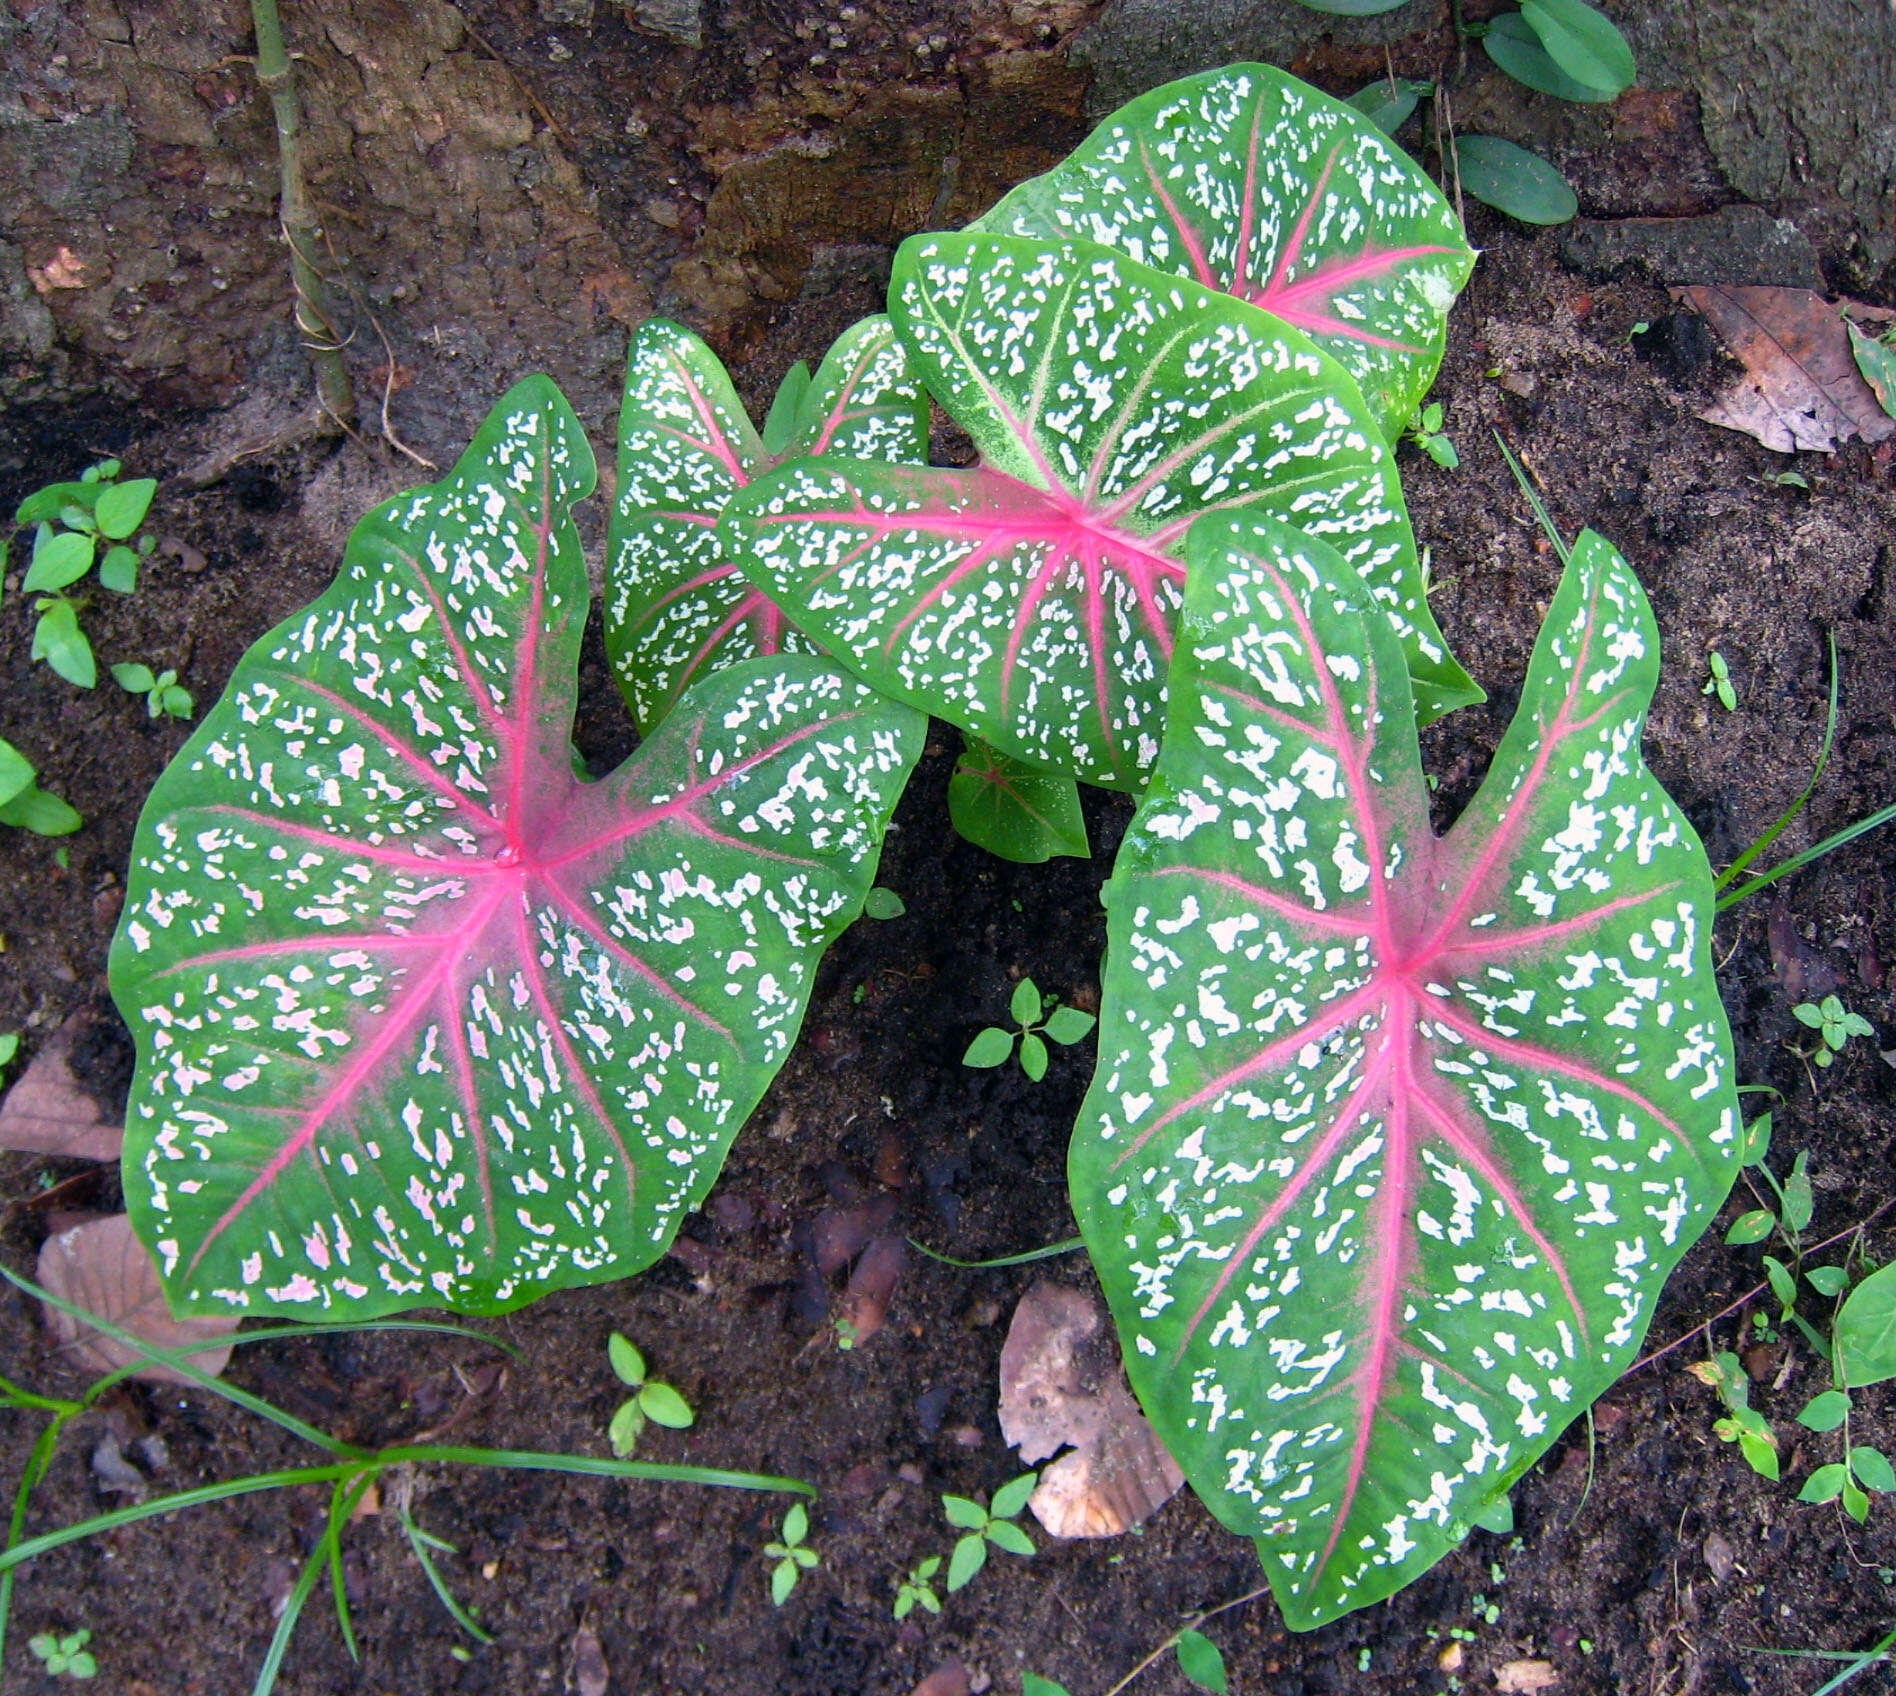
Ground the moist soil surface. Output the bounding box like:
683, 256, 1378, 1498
4, 104, 1896, 1696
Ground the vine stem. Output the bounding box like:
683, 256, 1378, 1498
1099, 1581, 1273, 1696
1627, 1196, 1896, 1376
251, 0, 355, 423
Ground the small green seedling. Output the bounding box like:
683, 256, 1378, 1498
1404, 401, 1460, 469
27, 1628, 96, 1680
1691, 1350, 1780, 1479
1703, 650, 1737, 711
961, 980, 1095, 1082
892, 1555, 942, 1619
0, 1033, 18, 1077
605, 1333, 695, 1458
1022, 1677, 1071, 1696
942, 1472, 1037, 1591
1790, 996, 1875, 1069
110, 664, 194, 722
0, 735, 81, 837
764, 1503, 819, 1604
9, 460, 159, 689
861, 886, 906, 921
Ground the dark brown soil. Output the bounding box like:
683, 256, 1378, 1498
5, 69, 1896, 1696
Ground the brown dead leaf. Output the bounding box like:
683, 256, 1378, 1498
37, 1214, 238, 1385
1674, 284, 1896, 453
997, 1281, 1183, 1539
839, 1234, 907, 1348
28, 246, 90, 291
1495, 1659, 1560, 1692
0, 1013, 125, 1162
567, 1625, 609, 1696
909, 1660, 973, 1696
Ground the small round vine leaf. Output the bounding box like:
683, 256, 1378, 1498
1796, 1390, 1851, 1432
93, 477, 157, 540
964, 1028, 1015, 1069
1836, 1263, 1896, 1388
1851, 1446, 1896, 1493
948, 738, 1090, 864
1345, 76, 1428, 135
607, 1332, 646, 1387
1807, 1265, 1850, 1298
99, 545, 139, 594
862, 887, 906, 920
1455, 136, 1580, 225
639, 1381, 695, 1429
113, 662, 157, 695
1176, 1628, 1228, 1693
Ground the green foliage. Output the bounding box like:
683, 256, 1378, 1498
110, 663, 194, 721
0, 1263, 810, 1693
1848, 320, 1896, 422
1405, 401, 1460, 470
109, 379, 923, 1322
892, 1555, 941, 1620
1695, 1350, 1781, 1480
862, 886, 907, 921
0, 1033, 17, 1075
1345, 75, 1430, 135
1074, 515, 1739, 1626
941, 1473, 1038, 1593
948, 737, 1090, 865
28, 1627, 97, 1680
961, 978, 1096, 1082
8, 459, 162, 692
0, 735, 81, 837
606, 1332, 696, 1458
764, 1503, 819, 1605
1791, 996, 1876, 1069
1453, 135, 1581, 224
1703, 650, 1737, 712
1022, 1677, 1071, 1696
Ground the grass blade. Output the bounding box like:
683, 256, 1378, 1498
909, 1235, 1087, 1269
251, 1523, 333, 1696
381, 1444, 814, 1496
1717, 801, 1896, 912
1493, 430, 1572, 564
0, 1464, 355, 1575
1715, 631, 1839, 893
401, 1505, 495, 1644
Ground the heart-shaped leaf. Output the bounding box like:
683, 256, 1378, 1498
949, 737, 1091, 864
974, 65, 1476, 437
112, 376, 923, 1321
1074, 512, 1738, 1627
727, 234, 1477, 791
607, 315, 926, 732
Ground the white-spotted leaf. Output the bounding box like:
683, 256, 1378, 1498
1074, 513, 1738, 1627
725, 234, 1477, 791
607, 316, 927, 731
975, 65, 1476, 437
111, 377, 924, 1321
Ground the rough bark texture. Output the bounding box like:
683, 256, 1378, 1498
0, 0, 1888, 442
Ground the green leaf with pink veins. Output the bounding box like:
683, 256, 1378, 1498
724, 233, 1478, 793
110, 376, 924, 1322
606, 315, 927, 733
1073, 512, 1738, 1628
973, 64, 1477, 439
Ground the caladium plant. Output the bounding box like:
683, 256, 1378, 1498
1074, 511, 1739, 1627
948, 736, 1091, 865
974, 63, 1477, 438
606, 314, 926, 732
111, 377, 923, 1321
724, 232, 1478, 792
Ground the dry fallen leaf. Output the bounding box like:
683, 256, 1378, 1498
0, 1013, 125, 1162
36, 1214, 238, 1385
568, 1625, 609, 1696
1496, 1659, 1560, 1692
997, 1281, 1183, 1539
909, 1659, 973, 1696
28, 245, 90, 291
1675, 284, 1896, 453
